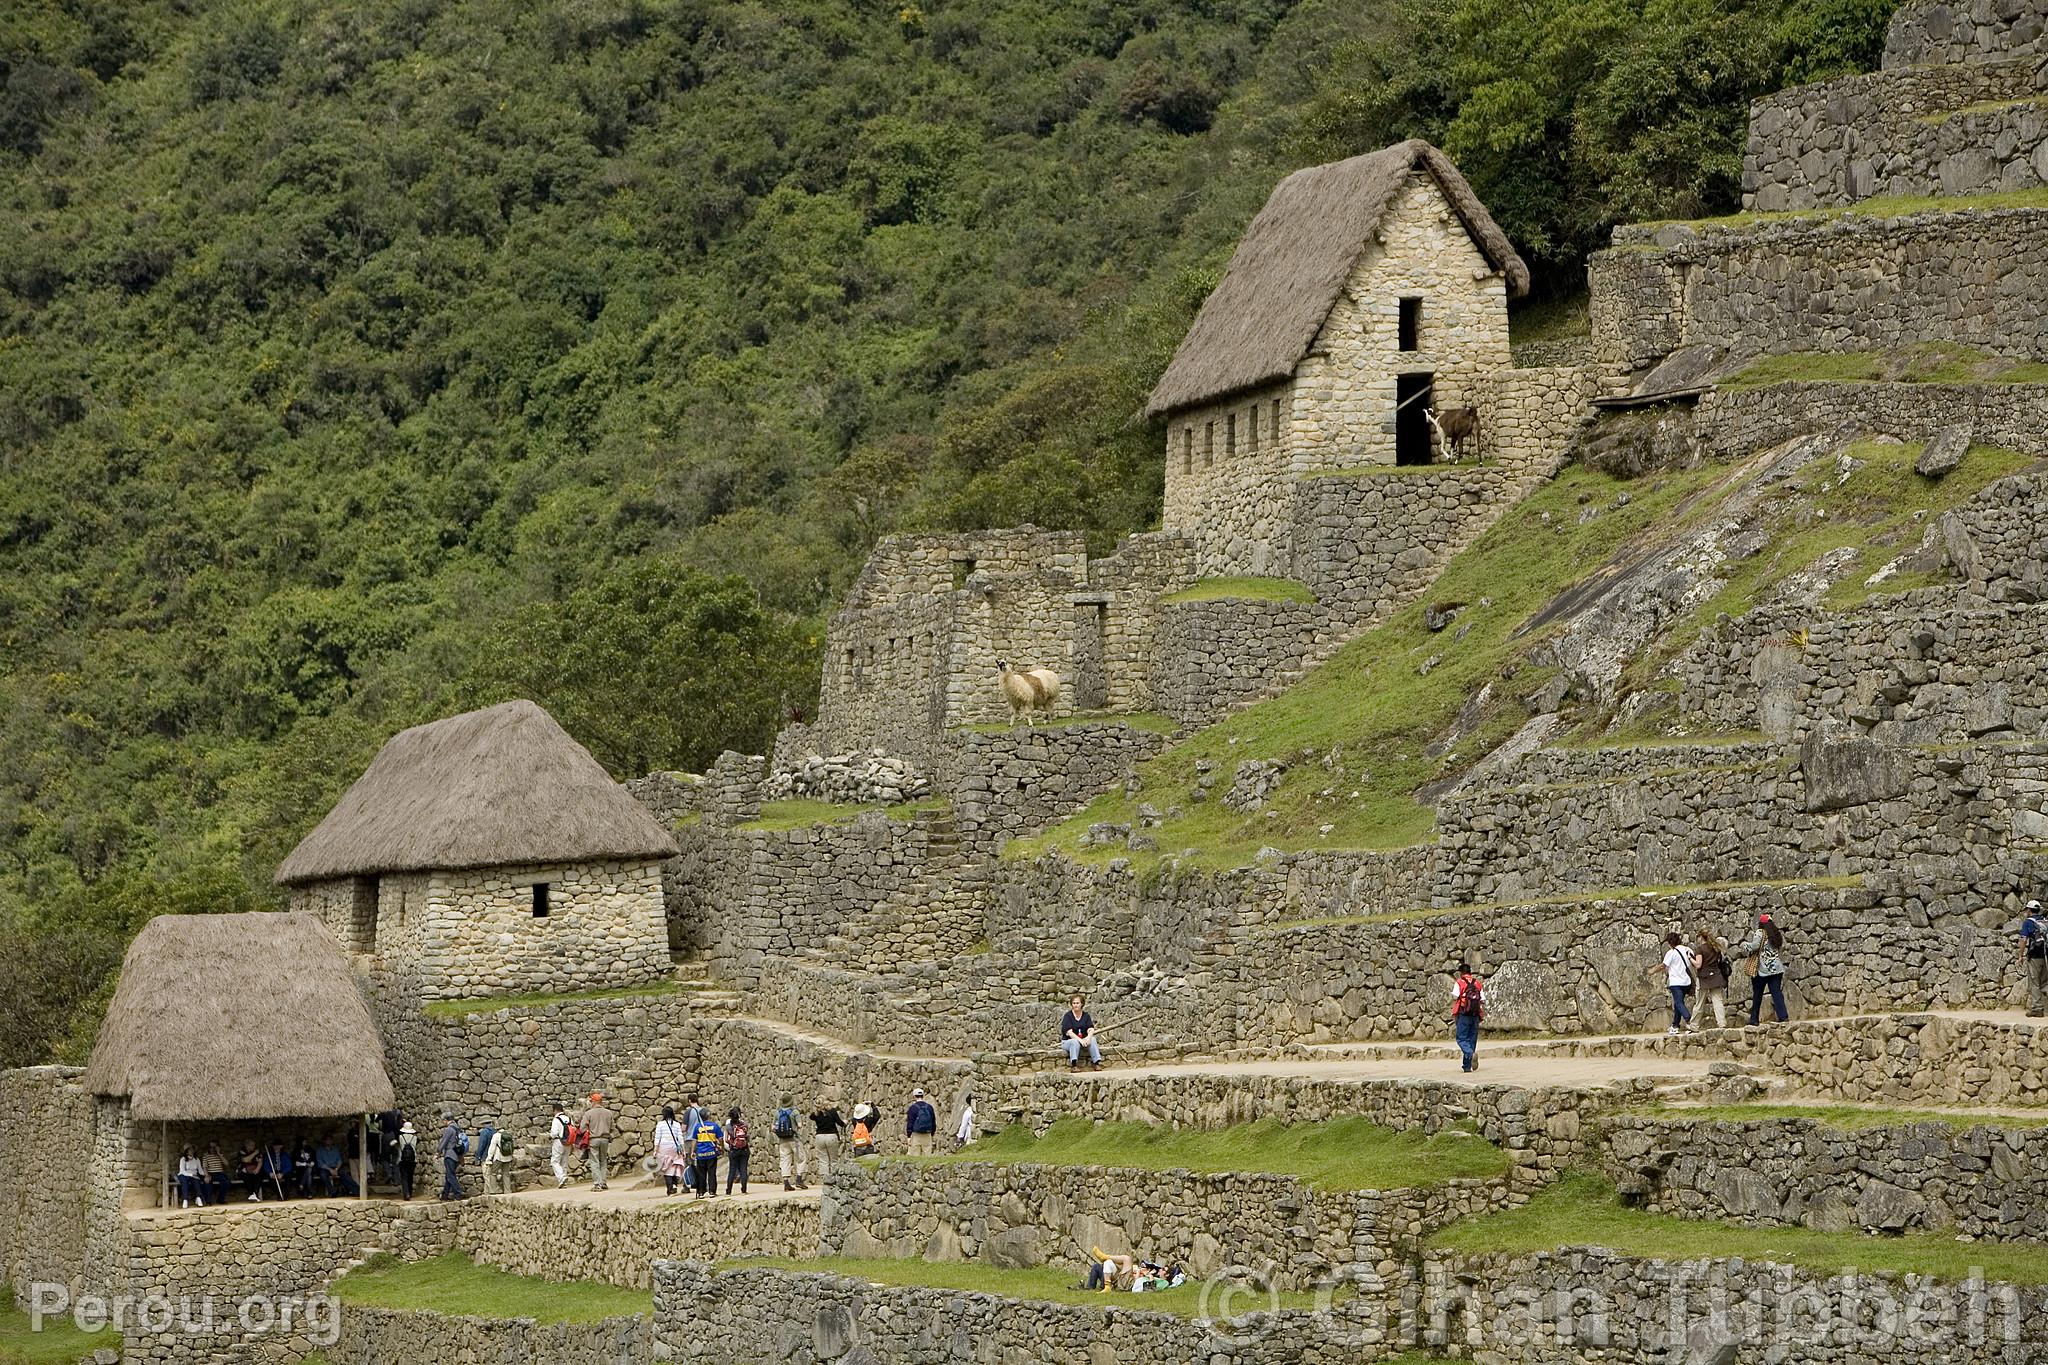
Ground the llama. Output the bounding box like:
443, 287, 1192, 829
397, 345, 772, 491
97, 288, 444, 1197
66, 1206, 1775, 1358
997, 660, 1061, 725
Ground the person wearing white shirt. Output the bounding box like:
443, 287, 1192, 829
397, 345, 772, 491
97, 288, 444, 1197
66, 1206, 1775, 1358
1646, 932, 1697, 1034
953, 1095, 976, 1150
175, 1147, 207, 1208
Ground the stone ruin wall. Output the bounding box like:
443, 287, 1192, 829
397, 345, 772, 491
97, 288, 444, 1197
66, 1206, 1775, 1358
1941, 469, 2048, 601
945, 721, 1169, 849
1690, 381, 2048, 464
1601, 1113, 2048, 1241
453, 1191, 816, 1288
1589, 206, 2048, 379
1160, 378, 1296, 577
0, 1067, 92, 1304
409, 859, 671, 1002
337, 1303, 650, 1365
1884, 0, 2048, 69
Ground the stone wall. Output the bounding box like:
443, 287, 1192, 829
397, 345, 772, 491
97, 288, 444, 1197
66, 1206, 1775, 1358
0, 1067, 92, 1302
1690, 381, 2048, 463
1588, 207, 2048, 379
1885, 0, 2048, 68
820, 1159, 1514, 1290
1161, 379, 1297, 577
1674, 593, 2048, 743
1940, 470, 2048, 601
116, 1199, 457, 1363
456, 1193, 817, 1288
1152, 597, 1337, 725
1602, 1114, 2048, 1240
653, 1260, 1390, 1365
334, 1302, 651, 1365
1288, 467, 1510, 620
413, 859, 670, 1001
948, 721, 1170, 850
1743, 55, 2048, 211
1421, 1248, 2048, 1364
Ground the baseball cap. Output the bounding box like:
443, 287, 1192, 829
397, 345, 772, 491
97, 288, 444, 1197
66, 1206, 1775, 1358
912, 1088, 925, 1097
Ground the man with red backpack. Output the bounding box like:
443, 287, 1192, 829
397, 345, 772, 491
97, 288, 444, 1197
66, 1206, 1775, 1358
1451, 962, 1485, 1073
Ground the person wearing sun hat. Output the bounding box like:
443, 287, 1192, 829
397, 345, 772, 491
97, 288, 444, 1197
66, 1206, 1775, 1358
582, 1091, 617, 1190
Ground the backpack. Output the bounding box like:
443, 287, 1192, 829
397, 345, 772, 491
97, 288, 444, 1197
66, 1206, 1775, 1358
728, 1120, 749, 1152
454, 1130, 470, 1157
774, 1108, 797, 1140
566, 1122, 589, 1151
1453, 975, 1484, 1020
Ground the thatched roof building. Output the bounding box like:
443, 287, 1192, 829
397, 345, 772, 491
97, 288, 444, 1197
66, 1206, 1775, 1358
84, 913, 395, 1121
1144, 139, 1529, 418
276, 699, 680, 885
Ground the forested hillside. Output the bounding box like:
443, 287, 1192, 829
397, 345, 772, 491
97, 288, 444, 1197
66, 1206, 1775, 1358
0, 0, 1891, 1063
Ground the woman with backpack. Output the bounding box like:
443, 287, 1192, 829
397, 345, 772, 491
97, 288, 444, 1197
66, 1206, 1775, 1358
1450, 962, 1484, 1073
724, 1107, 751, 1195
396, 1118, 418, 1201
1736, 913, 1791, 1024
1693, 930, 1731, 1030
653, 1105, 689, 1196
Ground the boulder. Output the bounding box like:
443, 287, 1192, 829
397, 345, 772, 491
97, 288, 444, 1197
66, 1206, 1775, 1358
1855, 1179, 1928, 1232
814, 1304, 859, 1360
984, 1226, 1044, 1269
1914, 424, 1971, 478
1800, 732, 1910, 813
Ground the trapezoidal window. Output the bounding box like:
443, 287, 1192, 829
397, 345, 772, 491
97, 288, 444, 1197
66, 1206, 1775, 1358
1247, 404, 1259, 451
1204, 421, 1214, 468
1225, 412, 1236, 457
1271, 398, 1282, 445
349, 876, 379, 954
1181, 428, 1192, 474
1398, 297, 1422, 352
531, 883, 551, 918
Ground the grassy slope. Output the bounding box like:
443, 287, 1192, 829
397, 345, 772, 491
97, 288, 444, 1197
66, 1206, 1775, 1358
331, 1252, 647, 1323
0, 1288, 107, 1365
905, 1117, 1509, 1189
1432, 1174, 2048, 1285
1721, 343, 2048, 390
1161, 576, 1317, 604
1637, 186, 2048, 233
1018, 437, 2041, 872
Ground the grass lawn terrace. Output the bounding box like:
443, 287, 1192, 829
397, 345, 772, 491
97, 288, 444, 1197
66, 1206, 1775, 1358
330, 1252, 648, 1323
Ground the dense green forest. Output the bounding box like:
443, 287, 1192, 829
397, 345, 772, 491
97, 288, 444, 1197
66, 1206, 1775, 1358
0, 0, 1892, 1062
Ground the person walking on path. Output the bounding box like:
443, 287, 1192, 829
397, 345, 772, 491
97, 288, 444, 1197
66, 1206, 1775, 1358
1451, 962, 1484, 1073
773, 1094, 808, 1191
1647, 932, 1696, 1034
1060, 995, 1102, 1070
811, 1102, 844, 1183
725, 1108, 751, 1194
549, 1103, 574, 1188
654, 1106, 690, 1196
396, 1119, 418, 1200
1736, 914, 1791, 1025
679, 1094, 705, 1192
689, 1108, 724, 1198
479, 1123, 510, 1195
2021, 901, 2048, 1017
954, 1093, 976, 1150
582, 1093, 617, 1191
436, 1114, 466, 1201
1693, 930, 1731, 1030
904, 1088, 938, 1156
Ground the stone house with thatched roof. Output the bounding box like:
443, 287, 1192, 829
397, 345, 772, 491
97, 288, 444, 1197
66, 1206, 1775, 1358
278, 699, 679, 1002
1146, 139, 1532, 576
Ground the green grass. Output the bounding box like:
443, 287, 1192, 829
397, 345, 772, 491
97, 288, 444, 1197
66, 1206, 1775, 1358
1633, 1102, 2048, 1132
331, 1252, 648, 1323
909, 1117, 1509, 1190
716, 1254, 1332, 1314
1510, 290, 1591, 343
738, 798, 867, 830
1638, 186, 2048, 232
0, 1287, 109, 1365
1160, 576, 1316, 605
1920, 95, 2043, 123
1719, 344, 2048, 391
422, 981, 685, 1019
1431, 1174, 2048, 1284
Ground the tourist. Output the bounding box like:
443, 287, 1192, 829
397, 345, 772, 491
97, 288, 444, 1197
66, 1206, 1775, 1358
175, 1146, 206, 1208
263, 1141, 294, 1201
2021, 900, 2048, 1017
396, 1118, 418, 1200
437, 1114, 466, 1200
680, 1093, 705, 1192
725, 1107, 751, 1194
689, 1106, 724, 1199
1693, 930, 1731, 1030
377, 1109, 403, 1184
1736, 913, 1791, 1024
811, 1101, 844, 1182
548, 1102, 573, 1188
849, 1110, 876, 1157
904, 1088, 938, 1156
236, 1140, 264, 1202
1451, 962, 1484, 1072
478, 1124, 510, 1196
773, 1093, 808, 1191
202, 1141, 230, 1205
292, 1136, 319, 1197
1085, 1248, 1134, 1292
1060, 994, 1103, 1070
953, 1093, 976, 1150
583, 1092, 616, 1191
1646, 932, 1696, 1034
654, 1105, 689, 1196
315, 1137, 357, 1197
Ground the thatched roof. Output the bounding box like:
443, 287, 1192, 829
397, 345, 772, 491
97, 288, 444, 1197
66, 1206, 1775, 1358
276, 699, 680, 884
1144, 140, 1530, 418
85, 913, 395, 1121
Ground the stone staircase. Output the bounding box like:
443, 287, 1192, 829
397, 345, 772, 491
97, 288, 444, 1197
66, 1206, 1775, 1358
671, 953, 745, 1014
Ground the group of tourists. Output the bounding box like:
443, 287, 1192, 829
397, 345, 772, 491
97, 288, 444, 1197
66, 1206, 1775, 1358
172, 1134, 370, 1208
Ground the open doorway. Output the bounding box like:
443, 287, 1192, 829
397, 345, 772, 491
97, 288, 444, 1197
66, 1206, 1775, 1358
1396, 372, 1434, 465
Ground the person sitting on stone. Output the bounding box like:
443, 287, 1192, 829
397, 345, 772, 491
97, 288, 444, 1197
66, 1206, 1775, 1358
261, 1141, 294, 1201
1060, 994, 1102, 1070
292, 1135, 318, 1198
314, 1138, 357, 1197
236, 1139, 264, 1202
175, 1146, 206, 1208
202, 1141, 231, 1206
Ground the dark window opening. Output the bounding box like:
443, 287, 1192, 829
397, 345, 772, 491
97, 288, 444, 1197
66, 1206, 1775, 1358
1271, 399, 1283, 445
1204, 421, 1214, 467
1181, 428, 1192, 474
350, 875, 379, 954
1248, 405, 1259, 451
951, 557, 976, 589
1398, 297, 1422, 352
1225, 412, 1236, 457
531, 883, 551, 918
1396, 372, 1434, 466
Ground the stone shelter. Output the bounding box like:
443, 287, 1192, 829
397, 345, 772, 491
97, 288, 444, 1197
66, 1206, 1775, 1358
1145, 139, 1531, 574
278, 698, 678, 1002
82, 912, 396, 1217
